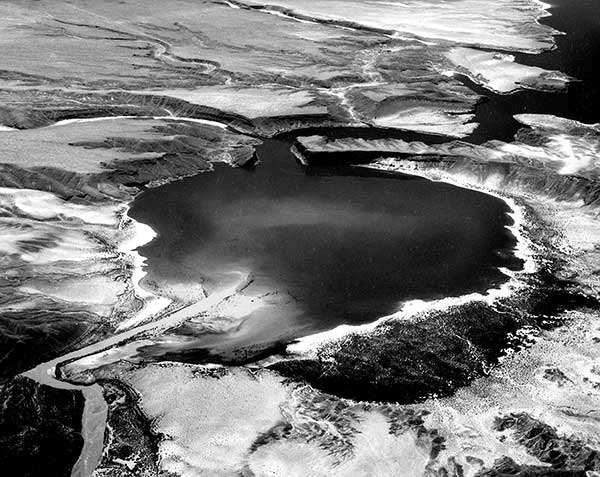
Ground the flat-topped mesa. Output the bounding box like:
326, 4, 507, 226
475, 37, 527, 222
0, 117, 260, 201
293, 115, 600, 204
0, 0, 565, 143
292, 135, 435, 166
236, 0, 560, 53
0, 90, 257, 133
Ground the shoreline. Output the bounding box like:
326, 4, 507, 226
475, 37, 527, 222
12, 106, 596, 473
18, 198, 170, 477
17, 113, 539, 372
285, 172, 537, 356
115, 204, 172, 331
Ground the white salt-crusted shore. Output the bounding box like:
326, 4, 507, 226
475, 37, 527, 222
286, 186, 535, 357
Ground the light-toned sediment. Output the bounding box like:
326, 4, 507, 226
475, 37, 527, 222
233, 0, 559, 52
444, 48, 572, 93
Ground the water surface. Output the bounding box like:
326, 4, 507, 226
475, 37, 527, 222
467, 0, 600, 143
130, 137, 520, 361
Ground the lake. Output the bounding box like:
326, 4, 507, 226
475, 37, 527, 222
130, 136, 521, 362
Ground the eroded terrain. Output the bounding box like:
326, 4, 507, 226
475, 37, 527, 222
1, 0, 600, 476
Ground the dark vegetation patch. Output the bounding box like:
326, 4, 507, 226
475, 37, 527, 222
91, 379, 161, 477
269, 270, 597, 403
0, 376, 84, 477
0, 308, 107, 382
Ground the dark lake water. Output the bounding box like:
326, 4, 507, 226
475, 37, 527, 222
128, 0, 600, 362
130, 137, 520, 360
467, 0, 600, 143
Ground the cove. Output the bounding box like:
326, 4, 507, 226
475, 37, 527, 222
466, 0, 600, 144
129, 136, 521, 362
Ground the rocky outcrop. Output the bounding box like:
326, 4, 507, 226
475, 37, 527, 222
472, 411, 600, 477
493, 413, 600, 472
476, 456, 587, 476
